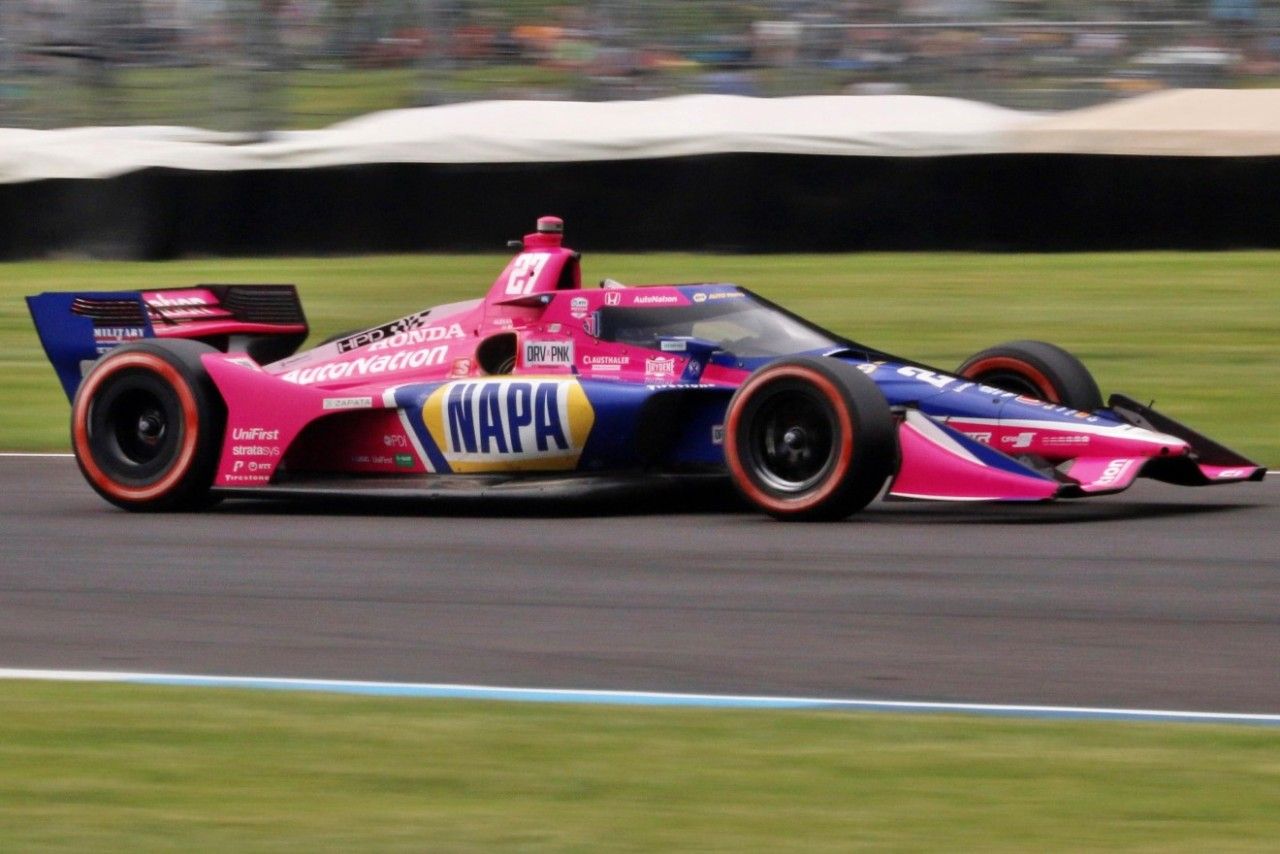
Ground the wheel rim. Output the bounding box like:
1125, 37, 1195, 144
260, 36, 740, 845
108, 389, 171, 465
746, 388, 838, 493
88, 370, 183, 481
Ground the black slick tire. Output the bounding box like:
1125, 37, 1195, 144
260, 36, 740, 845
956, 340, 1103, 412
724, 357, 897, 521
71, 340, 226, 511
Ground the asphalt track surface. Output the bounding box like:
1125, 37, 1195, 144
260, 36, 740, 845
2, 457, 1277, 713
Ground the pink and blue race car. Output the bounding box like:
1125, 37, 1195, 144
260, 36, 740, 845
28, 216, 1265, 520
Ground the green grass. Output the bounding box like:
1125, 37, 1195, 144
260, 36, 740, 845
1, 682, 1278, 851
5, 251, 1278, 461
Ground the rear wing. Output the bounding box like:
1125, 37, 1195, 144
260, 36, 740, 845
27, 285, 308, 401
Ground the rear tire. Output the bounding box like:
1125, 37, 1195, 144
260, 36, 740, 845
71, 340, 225, 511
724, 357, 897, 521
956, 340, 1103, 412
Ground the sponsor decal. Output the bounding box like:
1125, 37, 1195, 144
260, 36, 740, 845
605, 291, 622, 307
322, 396, 374, 411
545, 323, 562, 333
92, 326, 145, 354
223, 472, 271, 483
232, 427, 280, 441
144, 293, 221, 319
630, 293, 679, 305
1001, 431, 1036, 450
227, 357, 260, 370
570, 296, 590, 318
422, 379, 595, 473
583, 354, 629, 372
660, 339, 687, 352
383, 434, 408, 448
449, 357, 473, 378
232, 445, 281, 457
149, 306, 221, 319
856, 362, 883, 375
897, 366, 956, 390
705, 291, 744, 301
336, 311, 432, 352
230, 459, 275, 473
1041, 434, 1090, 446
692, 292, 707, 303
582, 316, 597, 337
711, 424, 725, 445
351, 454, 396, 466
964, 431, 993, 443
1216, 469, 1246, 479
395, 453, 415, 468
645, 356, 677, 382
1096, 458, 1135, 486
362, 322, 465, 353
147, 293, 208, 307
280, 346, 448, 384
523, 340, 574, 367
645, 383, 721, 390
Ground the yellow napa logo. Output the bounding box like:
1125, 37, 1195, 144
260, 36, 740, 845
423, 378, 595, 472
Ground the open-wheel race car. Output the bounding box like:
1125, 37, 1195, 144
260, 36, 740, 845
28, 216, 1265, 520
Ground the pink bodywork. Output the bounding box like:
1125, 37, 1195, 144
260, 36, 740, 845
193, 216, 1262, 501
200, 217, 752, 487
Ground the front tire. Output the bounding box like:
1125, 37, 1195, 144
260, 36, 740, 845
71, 340, 225, 511
956, 340, 1103, 412
724, 357, 897, 521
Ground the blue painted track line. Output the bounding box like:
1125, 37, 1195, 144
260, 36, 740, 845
2, 669, 1278, 726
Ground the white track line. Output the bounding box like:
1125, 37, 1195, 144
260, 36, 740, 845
0, 452, 73, 457
2, 668, 1277, 726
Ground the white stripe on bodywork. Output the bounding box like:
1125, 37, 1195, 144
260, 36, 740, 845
905, 409, 982, 465
396, 406, 433, 473
943, 416, 1185, 447
889, 491, 1025, 502
382, 383, 432, 473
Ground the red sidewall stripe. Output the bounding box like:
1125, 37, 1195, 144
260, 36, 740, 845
73, 352, 200, 503
725, 366, 855, 515
963, 356, 1059, 403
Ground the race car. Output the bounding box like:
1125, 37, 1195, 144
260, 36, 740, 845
28, 216, 1265, 520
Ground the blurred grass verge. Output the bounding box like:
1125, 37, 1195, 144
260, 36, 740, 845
1, 682, 1278, 850
3, 251, 1277, 462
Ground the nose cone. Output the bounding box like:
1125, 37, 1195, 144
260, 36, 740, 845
1132, 426, 1191, 456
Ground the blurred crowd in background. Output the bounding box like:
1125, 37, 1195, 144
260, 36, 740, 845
1, 1, 1277, 130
